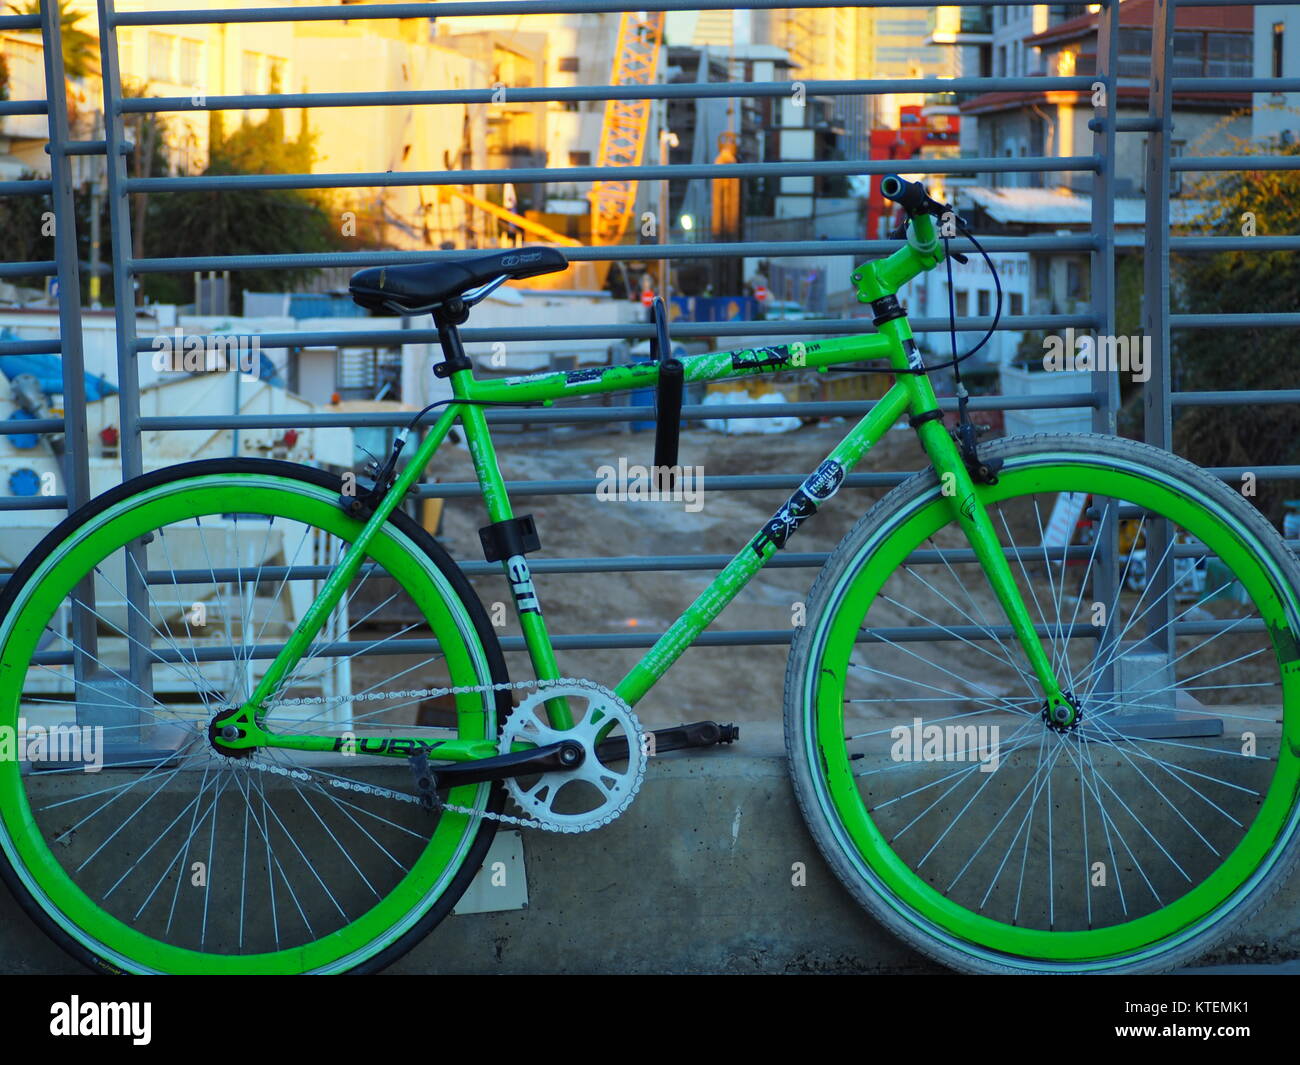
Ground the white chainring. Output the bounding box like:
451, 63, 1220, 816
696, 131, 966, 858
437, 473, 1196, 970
498, 681, 646, 832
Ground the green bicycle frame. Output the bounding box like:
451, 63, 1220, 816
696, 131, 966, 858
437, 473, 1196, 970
223, 214, 1071, 759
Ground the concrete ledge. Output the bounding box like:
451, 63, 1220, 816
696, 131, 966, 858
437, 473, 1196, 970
394, 740, 1300, 974
3, 735, 1299, 974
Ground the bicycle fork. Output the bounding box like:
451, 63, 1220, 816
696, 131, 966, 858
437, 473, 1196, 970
884, 325, 1075, 728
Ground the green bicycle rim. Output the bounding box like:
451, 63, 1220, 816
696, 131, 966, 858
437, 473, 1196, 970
802, 451, 1300, 970
0, 473, 495, 974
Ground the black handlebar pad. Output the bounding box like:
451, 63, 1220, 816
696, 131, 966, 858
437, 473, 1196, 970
649, 297, 683, 481
880, 174, 946, 218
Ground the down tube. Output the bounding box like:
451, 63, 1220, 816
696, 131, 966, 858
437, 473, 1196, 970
615, 381, 912, 706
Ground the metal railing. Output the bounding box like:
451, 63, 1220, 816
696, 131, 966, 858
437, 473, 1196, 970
1, 0, 1295, 679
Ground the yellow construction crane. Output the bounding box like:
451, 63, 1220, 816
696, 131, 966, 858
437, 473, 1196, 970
444, 11, 663, 286
589, 11, 666, 247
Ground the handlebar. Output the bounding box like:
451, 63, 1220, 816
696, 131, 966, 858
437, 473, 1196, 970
879, 174, 969, 263
880, 174, 949, 219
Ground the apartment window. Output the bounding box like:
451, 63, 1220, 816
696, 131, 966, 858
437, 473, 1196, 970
1067, 260, 1088, 301
997, 45, 1007, 78
977, 290, 991, 317
242, 51, 262, 94
1273, 22, 1285, 78
1206, 33, 1252, 77
1034, 257, 1051, 299
148, 33, 173, 82
178, 39, 202, 88
557, 56, 579, 73
1009, 292, 1025, 317
568, 151, 591, 167
955, 291, 969, 317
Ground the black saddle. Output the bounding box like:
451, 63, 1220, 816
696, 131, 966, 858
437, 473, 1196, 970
349, 246, 568, 314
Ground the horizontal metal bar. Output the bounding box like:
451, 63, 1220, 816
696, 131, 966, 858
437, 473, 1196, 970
40, 611, 1260, 668
0, 496, 66, 511
0, 338, 62, 356
1174, 77, 1300, 92
111, 0, 1069, 28
155, 545, 1101, 585
1171, 236, 1300, 252
1173, 156, 1300, 173
47, 139, 133, 157
127, 155, 1100, 194
1206, 465, 1300, 481
127, 76, 1098, 114
0, 180, 52, 197
0, 417, 63, 435
136, 392, 1099, 432
0, 12, 39, 29
0, 100, 47, 117
1170, 313, 1300, 329
0, 261, 57, 279
422, 473, 911, 499
1171, 390, 1300, 408
1091, 116, 1161, 133
130, 314, 1097, 354
129, 234, 1100, 275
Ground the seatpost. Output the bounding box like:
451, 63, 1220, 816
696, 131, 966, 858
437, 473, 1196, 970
432, 305, 474, 379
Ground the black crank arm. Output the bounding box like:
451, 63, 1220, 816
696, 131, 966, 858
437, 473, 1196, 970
595, 720, 739, 763
428, 739, 585, 790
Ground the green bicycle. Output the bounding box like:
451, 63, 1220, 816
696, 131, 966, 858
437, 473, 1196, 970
1, 177, 1297, 974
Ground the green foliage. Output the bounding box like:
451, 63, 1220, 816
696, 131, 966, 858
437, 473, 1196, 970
0, 173, 54, 289
1171, 134, 1300, 526
8, 0, 98, 79
143, 97, 347, 305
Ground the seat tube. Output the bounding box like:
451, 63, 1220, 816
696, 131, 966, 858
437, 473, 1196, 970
455, 392, 574, 729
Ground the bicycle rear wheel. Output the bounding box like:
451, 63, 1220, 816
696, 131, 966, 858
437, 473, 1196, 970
0, 459, 508, 973
786, 435, 1300, 973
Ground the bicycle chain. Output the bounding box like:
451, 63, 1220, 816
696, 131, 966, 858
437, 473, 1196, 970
264, 677, 645, 834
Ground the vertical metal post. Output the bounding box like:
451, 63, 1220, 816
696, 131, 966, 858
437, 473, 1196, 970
95, 0, 151, 737
1141, 0, 1177, 658
39, 0, 97, 683
1088, 0, 1121, 704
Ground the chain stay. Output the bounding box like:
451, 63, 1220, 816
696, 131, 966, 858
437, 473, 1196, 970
264, 677, 643, 834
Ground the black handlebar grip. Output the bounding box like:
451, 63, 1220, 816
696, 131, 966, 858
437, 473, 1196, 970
880, 174, 933, 215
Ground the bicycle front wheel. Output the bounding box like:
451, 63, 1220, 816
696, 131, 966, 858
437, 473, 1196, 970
786, 434, 1300, 973
0, 459, 509, 974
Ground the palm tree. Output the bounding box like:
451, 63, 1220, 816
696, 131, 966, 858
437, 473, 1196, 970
8, 0, 100, 128
9, 0, 99, 80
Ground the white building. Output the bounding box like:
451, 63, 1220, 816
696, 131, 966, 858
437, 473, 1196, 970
1252, 7, 1300, 143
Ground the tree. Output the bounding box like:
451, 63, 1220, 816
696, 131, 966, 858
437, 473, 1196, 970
1171, 132, 1300, 527
143, 93, 348, 305
8, 0, 98, 127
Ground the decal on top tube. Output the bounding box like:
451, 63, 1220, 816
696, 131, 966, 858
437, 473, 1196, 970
731, 345, 793, 373
751, 459, 845, 556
